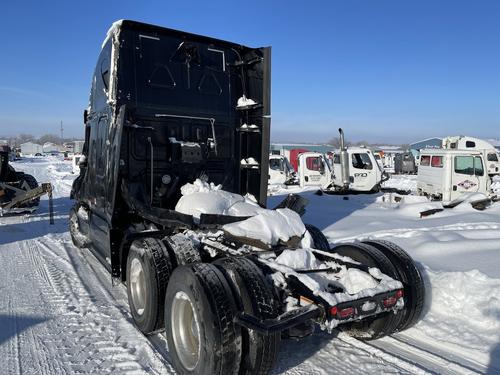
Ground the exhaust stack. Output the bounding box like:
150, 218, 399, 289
339, 128, 350, 189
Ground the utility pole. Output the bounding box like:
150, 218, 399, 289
60, 120, 64, 146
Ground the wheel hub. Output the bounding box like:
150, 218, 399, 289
130, 258, 146, 315
171, 291, 201, 370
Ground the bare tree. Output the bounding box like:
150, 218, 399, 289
327, 137, 341, 148
17, 133, 35, 144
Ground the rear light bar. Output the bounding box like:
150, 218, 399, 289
329, 289, 404, 320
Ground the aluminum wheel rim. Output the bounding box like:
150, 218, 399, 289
130, 258, 146, 315
171, 291, 201, 370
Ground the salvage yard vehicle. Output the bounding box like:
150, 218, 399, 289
417, 149, 491, 202
70, 20, 425, 375
0, 144, 53, 215
268, 154, 297, 185
394, 151, 417, 175
442, 135, 500, 176
298, 129, 388, 193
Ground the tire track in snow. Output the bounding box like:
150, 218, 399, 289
363, 334, 481, 375
26, 236, 168, 375
0, 227, 170, 375
42, 232, 176, 374
336, 333, 433, 375
390, 334, 487, 374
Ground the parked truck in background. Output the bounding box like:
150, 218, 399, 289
442, 136, 500, 176
297, 129, 388, 192
268, 154, 297, 185
417, 149, 491, 201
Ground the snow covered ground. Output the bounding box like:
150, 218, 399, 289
1, 159, 500, 374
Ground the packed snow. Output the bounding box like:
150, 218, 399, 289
175, 179, 264, 220
1, 158, 500, 374
223, 208, 306, 247
269, 248, 402, 307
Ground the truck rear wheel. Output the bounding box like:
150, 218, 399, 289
69, 207, 89, 248
165, 263, 242, 375
126, 238, 172, 334
363, 239, 425, 331
164, 233, 202, 266
332, 242, 404, 340
305, 223, 330, 251
215, 257, 281, 375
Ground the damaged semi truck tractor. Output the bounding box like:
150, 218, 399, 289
70, 20, 425, 375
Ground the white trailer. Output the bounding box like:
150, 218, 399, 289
417, 149, 491, 202
442, 136, 500, 176
20, 142, 43, 156
297, 129, 387, 192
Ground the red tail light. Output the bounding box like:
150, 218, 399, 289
338, 307, 355, 319
383, 296, 398, 307
383, 290, 404, 308
330, 306, 355, 319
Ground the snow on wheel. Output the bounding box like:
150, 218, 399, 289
305, 223, 330, 251
363, 239, 426, 331
69, 207, 90, 248
332, 242, 404, 340
165, 263, 242, 375
214, 257, 281, 375
126, 238, 172, 334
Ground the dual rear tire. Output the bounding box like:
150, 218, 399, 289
125, 237, 281, 375
332, 241, 425, 339
304, 224, 425, 340
124, 230, 425, 374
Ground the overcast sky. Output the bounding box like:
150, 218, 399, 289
0, 0, 499, 144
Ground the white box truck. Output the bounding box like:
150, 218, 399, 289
417, 149, 491, 202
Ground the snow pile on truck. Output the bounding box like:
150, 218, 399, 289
176, 179, 307, 245
175, 179, 404, 330
175, 179, 264, 219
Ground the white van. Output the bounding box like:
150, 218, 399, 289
442, 136, 500, 176
417, 149, 491, 202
